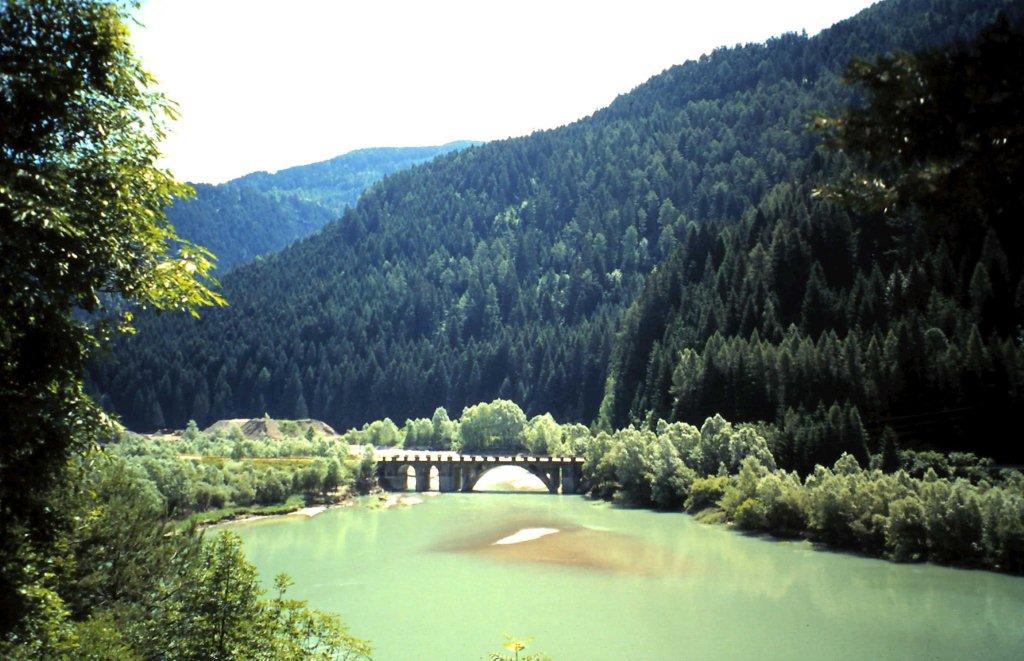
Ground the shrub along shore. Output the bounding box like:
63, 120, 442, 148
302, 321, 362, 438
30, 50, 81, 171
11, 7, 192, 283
113, 402, 1023, 576
336, 399, 1024, 574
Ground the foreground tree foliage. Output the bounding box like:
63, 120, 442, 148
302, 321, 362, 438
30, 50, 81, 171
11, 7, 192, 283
154, 533, 371, 661
0, 454, 372, 658
0, 0, 224, 634
814, 14, 1024, 246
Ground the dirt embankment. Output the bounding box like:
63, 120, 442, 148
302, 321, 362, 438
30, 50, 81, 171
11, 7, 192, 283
203, 417, 339, 439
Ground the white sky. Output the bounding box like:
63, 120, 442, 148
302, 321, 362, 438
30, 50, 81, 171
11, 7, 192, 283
132, 0, 877, 184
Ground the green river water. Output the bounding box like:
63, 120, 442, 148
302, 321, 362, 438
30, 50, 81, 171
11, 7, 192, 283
226, 493, 1024, 660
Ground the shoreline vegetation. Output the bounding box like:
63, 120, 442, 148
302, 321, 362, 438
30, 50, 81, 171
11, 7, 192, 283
130, 405, 1022, 577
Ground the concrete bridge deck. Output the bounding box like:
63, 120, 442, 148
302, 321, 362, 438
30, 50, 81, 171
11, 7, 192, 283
375, 450, 584, 494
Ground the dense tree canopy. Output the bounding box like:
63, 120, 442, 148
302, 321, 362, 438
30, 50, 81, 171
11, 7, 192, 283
0, 448, 372, 659
88, 0, 1017, 438
601, 11, 1024, 464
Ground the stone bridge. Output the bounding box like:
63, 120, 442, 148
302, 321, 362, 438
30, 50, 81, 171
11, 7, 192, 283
375, 451, 585, 494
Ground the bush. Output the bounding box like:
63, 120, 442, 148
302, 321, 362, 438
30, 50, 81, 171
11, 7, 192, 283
885, 496, 929, 561
685, 476, 730, 513
734, 498, 766, 530
756, 472, 808, 536
719, 456, 769, 520
981, 489, 1024, 572
922, 478, 985, 565
648, 439, 697, 511
805, 465, 857, 548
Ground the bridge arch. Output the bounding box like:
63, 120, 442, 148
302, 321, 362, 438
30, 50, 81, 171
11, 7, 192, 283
378, 463, 422, 491
466, 464, 552, 492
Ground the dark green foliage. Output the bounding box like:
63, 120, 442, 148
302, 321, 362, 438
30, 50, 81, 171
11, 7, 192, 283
815, 15, 1024, 252
166, 184, 332, 273
880, 428, 901, 473
605, 180, 1023, 461
603, 11, 1024, 466
897, 449, 997, 482
168, 142, 475, 272
88, 0, 1018, 435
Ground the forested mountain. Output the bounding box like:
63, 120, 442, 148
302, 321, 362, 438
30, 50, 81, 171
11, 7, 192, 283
168, 142, 474, 271
90, 0, 1021, 451
167, 185, 332, 273
600, 13, 1024, 464
232, 142, 478, 213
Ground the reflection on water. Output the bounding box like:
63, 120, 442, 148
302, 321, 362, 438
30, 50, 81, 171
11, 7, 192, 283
226, 493, 1024, 661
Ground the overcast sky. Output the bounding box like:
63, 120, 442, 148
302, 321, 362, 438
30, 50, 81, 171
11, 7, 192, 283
132, 0, 877, 184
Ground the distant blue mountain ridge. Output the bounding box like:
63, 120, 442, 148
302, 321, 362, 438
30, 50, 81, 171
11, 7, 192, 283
170, 140, 478, 271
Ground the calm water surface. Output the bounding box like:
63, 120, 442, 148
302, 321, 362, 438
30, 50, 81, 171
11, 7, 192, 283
226, 494, 1024, 660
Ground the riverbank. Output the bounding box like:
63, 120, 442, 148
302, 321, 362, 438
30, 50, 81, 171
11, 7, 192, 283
192, 488, 440, 529
181, 492, 362, 529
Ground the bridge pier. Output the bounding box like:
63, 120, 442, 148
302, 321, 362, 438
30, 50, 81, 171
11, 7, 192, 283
438, 462, 458, 492
547, 464, 561, 494
561, 463, 579, 494
460, 464, 479, 492
376, 462, 404, 491
414, 464, 429, 492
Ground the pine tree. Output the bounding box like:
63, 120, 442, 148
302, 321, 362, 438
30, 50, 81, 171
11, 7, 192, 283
800, 262, 832, 338
880, 428, 900, 473
969, 261, 993, 318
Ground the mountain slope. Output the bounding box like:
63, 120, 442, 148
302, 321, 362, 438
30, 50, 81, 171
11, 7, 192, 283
232, 141, 478, 214
90, 0, 1020, 433
601, 12, 1024, 463
169, 142, 475, 272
